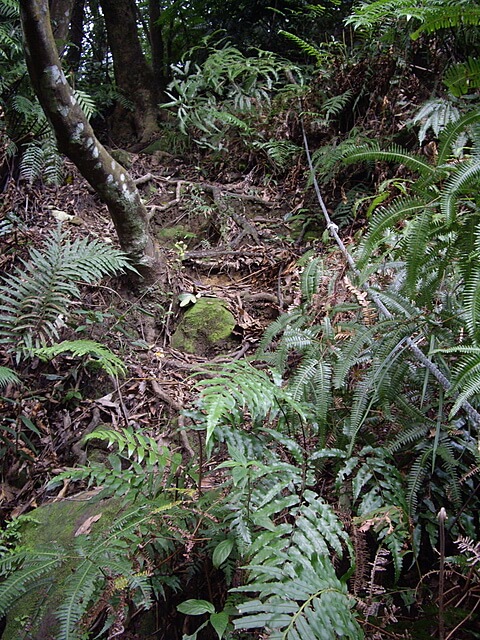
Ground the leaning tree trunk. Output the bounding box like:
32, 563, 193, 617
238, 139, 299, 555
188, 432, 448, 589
20, 0, 158, 278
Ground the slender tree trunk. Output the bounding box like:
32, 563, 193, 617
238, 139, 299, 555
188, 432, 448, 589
149, 0, 167, 94
65, 0, 85, 73
49, 0, 74, 55
99, 0, 159, 146
20, 0, 158, 277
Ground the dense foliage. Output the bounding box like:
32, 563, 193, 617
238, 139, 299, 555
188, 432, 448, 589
2, 0, 480, 638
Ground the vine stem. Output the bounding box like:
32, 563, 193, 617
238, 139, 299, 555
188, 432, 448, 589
299, 114, 480, 431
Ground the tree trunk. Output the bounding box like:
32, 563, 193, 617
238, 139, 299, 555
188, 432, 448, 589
20, 0, 158, 278
99, 0, 159, 146
49, 0, 74, 54
65, 0, 86, 73
149, 0, 168, 94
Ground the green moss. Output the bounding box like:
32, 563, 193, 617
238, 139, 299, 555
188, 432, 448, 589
140, 140, 165, 154
109, 148, 133, 168
171, 298, 236, 355
3, 497, 123, 640
156, 225, 196, 245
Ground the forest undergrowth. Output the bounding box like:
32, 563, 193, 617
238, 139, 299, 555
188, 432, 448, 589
2, 1, 480, 637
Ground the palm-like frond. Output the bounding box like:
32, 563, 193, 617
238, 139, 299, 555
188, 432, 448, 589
0, 550, 64, 617
342, 143, 435, 177
443, 57, 480, 97
441, 157, 480, 225
411, 6, 480, 39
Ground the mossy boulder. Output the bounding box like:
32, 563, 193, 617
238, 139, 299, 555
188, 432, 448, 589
2, 495, 123, 640
156, 224, 196, 245
109, 148, 133, 168
171, 297, 236, 355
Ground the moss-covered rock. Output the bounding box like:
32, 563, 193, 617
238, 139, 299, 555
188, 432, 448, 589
109, 148, 133, 168
2, 495, 123, 640
156, 224, 196, 245
171, 298, 236, 355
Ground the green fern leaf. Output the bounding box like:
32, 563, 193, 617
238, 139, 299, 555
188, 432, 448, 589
359, 196, 428, 266
437, 111, 480, 165
441, 158, 480, 225
0, 551, 63, 617
0, 366, 20, 388
56, 557, 100, 640
342, 143, 435, 177
33, 339, 127, 377
0, 227, 129, 353
411, 6, 480, 39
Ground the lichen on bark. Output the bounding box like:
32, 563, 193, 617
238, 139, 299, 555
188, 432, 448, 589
20, 0, 158, 277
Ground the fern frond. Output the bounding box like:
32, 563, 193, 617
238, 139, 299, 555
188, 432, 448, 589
0, 366, 20, 388
300, 256, 323, 304
56, 556, 100, 640
195, 361, 305, 443
234, 491, 362, 639
278, 30, 325, 63
0, 227, 129, 353
441, 157, 480, 225
20, 136, 64, 185
411, 6, 480, 39
358, 196, 430, 265
73, 89, 96, 121
343, 143, 435, 177
443, 57, 480, 97
402, 207, 434, 294
410, 98, 461, 144
33, 339, 127, 377
463, 258, 480, 341
437, 110, 480, 165
0, 551, 63, 617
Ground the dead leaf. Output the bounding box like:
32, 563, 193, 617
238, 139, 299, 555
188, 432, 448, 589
74, 513, 102, 537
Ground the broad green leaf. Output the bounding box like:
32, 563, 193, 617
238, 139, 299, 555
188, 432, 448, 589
212, 539, 234, 568
177, 599, 215, 615
210, 611, 229, 639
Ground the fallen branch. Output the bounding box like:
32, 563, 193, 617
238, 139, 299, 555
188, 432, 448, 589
150, 379, 195, 458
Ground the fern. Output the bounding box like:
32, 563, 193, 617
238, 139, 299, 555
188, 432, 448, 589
0, 366, 19, 387
342, 142, 435, 178
410, 98, 461, 144
234, 491, 363, 639
278, 30, 326, 64
411, 5, 480, 39
0, 549, 64, 616
73, 89, 96, 121
441, 157, 480, 225
33, 339, 127, 377
0, 226, 130, 354
20, 135, 64, 185
337, 447, 409, 581
196, 360, 309, 444
443, 57, 480, 97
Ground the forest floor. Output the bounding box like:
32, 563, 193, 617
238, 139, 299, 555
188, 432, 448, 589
0, 151, 350, 521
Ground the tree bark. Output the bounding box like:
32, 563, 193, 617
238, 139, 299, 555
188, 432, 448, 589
49, 0, 74, 55
20, 0, 158, 277
149, 0, 168, 94
99, 0, 159, 146
65, 0, 85, 73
